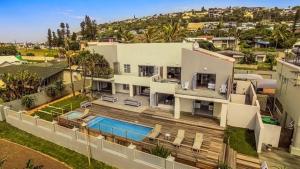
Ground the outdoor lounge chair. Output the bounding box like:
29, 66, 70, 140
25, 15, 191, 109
124, 98, 141, 107
173, 129, 185, 147
78, 109, 90, 119
192, 132, 203, 152
80, 101, 92, 108
101, 95, 118, 103
148, 124, 162, 139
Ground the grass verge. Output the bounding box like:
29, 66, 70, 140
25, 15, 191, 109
225, 126, 258, 157
0, 121, 115, 169
33, 95, 88, 121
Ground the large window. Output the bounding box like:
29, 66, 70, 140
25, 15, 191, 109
123, 84, 129, 90
196, 73, 216, 89
139, 65, 155, 77
167, 67, 181, 81
124, 64, 131, 73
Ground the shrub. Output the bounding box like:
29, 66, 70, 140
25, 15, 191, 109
150, 145, 170, 158
46, 85, 58, 98
21, 96, 35, 109
26, 52, 35, 56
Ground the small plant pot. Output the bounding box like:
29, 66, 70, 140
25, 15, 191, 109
266, 144, 272, 151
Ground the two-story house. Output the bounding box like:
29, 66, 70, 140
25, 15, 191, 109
87, 42, 234, 127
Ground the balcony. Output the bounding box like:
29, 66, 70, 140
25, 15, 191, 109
150, 75, 178, 94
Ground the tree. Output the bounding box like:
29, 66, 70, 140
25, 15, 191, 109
197, 40, 218, 51
0, 71, 40, 101
161, 21, 186, 42
292, 9, 300, 33
0, 45, 18, 56
71, 32, 77, 41
21, 95, 35, 109
52, 32, 58, 47
240, 51, 256, 64
66, 23, 70, 38
47, 28, 52, 48
272, 24, 289, 49
75, 51, 91, 95
80, 15, 98, 41
143, 27, 158, 43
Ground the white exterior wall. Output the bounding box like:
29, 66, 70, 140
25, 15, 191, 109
276, 60, 300, 156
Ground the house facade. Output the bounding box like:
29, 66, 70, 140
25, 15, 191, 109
87, 43, 235, 127
275, 59, 300, 156
212, 37, 236, 49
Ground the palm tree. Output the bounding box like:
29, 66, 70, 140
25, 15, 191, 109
143, 26, 158, 43
161, 21, 185, 42
272, 24, 289, 49
117, 27, 134, 43
76, 50, 91, 96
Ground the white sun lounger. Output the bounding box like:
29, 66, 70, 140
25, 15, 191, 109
148, 124, 162, 139
78, 109, 90, 119
192, 133, 203, 152
173, 129, 185, 146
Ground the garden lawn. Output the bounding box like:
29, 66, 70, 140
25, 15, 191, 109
0, 121, 115, 169
225, 126, 258, 157
33, 95, 88, 121
18, 48, 59, 57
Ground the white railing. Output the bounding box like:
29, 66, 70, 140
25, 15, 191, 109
6, 110, 19, 119
77, 131, 86, 141
174, 161, 198, 169
22, 114, 35, 124
37, 119, 52, 130
55, 125, 73, 137
103, 140, 127, 156
135, 150, 166, 168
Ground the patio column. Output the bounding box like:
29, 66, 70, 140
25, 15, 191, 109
111, 82, 116, 95
291, 125, 300, 156
220, 103, 228, 127
129, 84, 134, 97
174, 96, 180, 119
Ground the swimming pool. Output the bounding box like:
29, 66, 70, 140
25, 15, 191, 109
88, 117, 153, 141
63, 111, 82, 120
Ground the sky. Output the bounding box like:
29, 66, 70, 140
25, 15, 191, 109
0, 0, 299, 43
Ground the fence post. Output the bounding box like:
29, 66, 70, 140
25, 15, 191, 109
17, 111, 23, 120
52, 121, 57, 132
166, 155, 175, 169
0, 105, 4, 121
33, 115, 40, 126
97, 135, 104, 150
127, 144, 136, 161
72, 127, 79, 140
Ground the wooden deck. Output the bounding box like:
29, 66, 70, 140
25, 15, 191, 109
74, 104, 225, 168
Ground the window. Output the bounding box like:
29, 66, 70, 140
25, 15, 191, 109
123, 84, 129, 90
124, 64, 131, 73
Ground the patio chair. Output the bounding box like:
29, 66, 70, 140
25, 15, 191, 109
173, 129, 185, 147
101, 95, 118, 103
78, 109, 90, 119
148, 124, 162, 140
192, 132, 203, 152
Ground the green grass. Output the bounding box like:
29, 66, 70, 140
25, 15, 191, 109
225, 126, 258, 157
18, 48, 59, 57
33, 95, 88, 121
257, 62, 273, 70
0, 121, 115, 169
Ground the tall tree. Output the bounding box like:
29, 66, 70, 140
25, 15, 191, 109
143, 27, 158, 43
71, 32, 77, 41
60, 22, 66, 39
292, 9, 300, 33
47, 28, 52, 48
161, 21, 185, 42
66, 23, 71, 38
272, 24, 289, 49
52, 31, 58, 47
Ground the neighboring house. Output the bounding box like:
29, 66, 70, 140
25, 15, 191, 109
87, 42, 235, 127
254, 52, 267, 62
275, 59, 300, 156
255, 40, 270, 48
212, 37, 236, 49
0, 56, 25, 67
0, 62, 67, 87
217, 50, 245, 63
187, 22, 204, 31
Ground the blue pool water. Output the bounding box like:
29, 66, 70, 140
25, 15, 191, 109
88, 117, 153, 141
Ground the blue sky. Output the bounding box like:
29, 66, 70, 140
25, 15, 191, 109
0, 0, 299, 42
